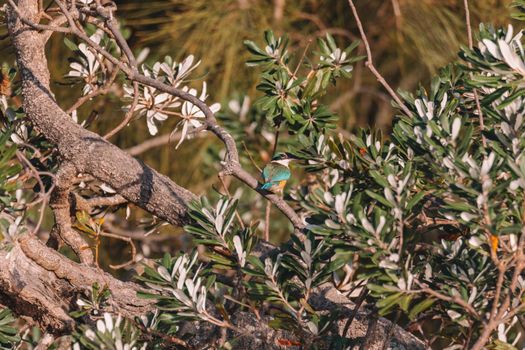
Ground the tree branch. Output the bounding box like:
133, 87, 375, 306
50, 163, 94, 264
7, 0, 196, 227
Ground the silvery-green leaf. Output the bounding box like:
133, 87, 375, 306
172, 289, 193, 307
451, 118, 461, 141
177, 268, 187, 290
306, 321, 318, 335
104, 313, 114, 332
96, 319, 106, 333
157, 266, 171, 282
233, 236, 246, 267
214, 214, 224, 234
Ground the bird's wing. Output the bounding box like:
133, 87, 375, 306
262, 164, 290, 183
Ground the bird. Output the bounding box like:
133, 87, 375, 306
260, 152, 295, 194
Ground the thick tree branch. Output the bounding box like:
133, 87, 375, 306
7, 0, 196, 227
50, 163, 94, 264
0, 235, 154, 334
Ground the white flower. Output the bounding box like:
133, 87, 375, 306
135, 48, 150, 65
265, 45, 280, 57
321, 47, 353, 72
480, 152, 496, 177
334, 192, 347, 216
173, 82, 220, 148
67, 31, 104, 95
498, 39, 525, 76
447, 310, 461, 321
154, 55, 200, 86
99, 183, 116, 194
460, 212, 476, 222
122, 67, 181, 135
8, 216, 23, 238
478, 25, 525, 76
76, 299, 88, 307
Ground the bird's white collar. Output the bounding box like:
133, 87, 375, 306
272, 159, 292, 167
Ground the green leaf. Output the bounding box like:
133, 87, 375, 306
405, 191, 426, 211
365, 190, 395, 208
408, 298, 436, 320
64, 37, 79, 51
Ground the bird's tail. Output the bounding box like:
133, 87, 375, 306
260, 182, 273, 190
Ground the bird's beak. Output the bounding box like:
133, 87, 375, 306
284, 152, 299, 160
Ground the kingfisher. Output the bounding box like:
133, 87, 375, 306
260, 152, 296, 194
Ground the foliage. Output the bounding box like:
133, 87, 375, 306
71, 283, 111, 319
73, 313, 146, 350
0, 308, 20, 349
244, 31, 362, 133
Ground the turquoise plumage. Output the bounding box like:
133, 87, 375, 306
261, 164, 291, 190
260, 153, 293, 192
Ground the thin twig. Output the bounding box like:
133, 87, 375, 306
264, 201, 271, 241
103, 81, 138, 139
15, 151, 52, 236
99, 231, 137, 269
342, 287, 368, 338
7, 0, 72, 34
133, 319, 192, 349
125, 132, 209, 156
463, 0, 487, 148
242, 141, 262, 173
293, 39, 312, 77
414, 281, 481, 320
66, 66, 120, 114
346, 0, 413, 118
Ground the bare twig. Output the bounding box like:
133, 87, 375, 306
264, 201, 271, 241
273, 0, 285, 24
463, 0, 487, 148
7, 0, 72, 34
342, 286, 368, 338
100, 230, 137, 270
293, 39, 312, 77
125, 131, 209, 156
241, 141, 263, 173
134, 319, 192, 349
66, 65, 120, 114
414, 282, 481, 320
103, 81, 138, 139
346, 0, 413, 118
15, 150, 55, 235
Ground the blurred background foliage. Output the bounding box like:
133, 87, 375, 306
0, 0, 518, 266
